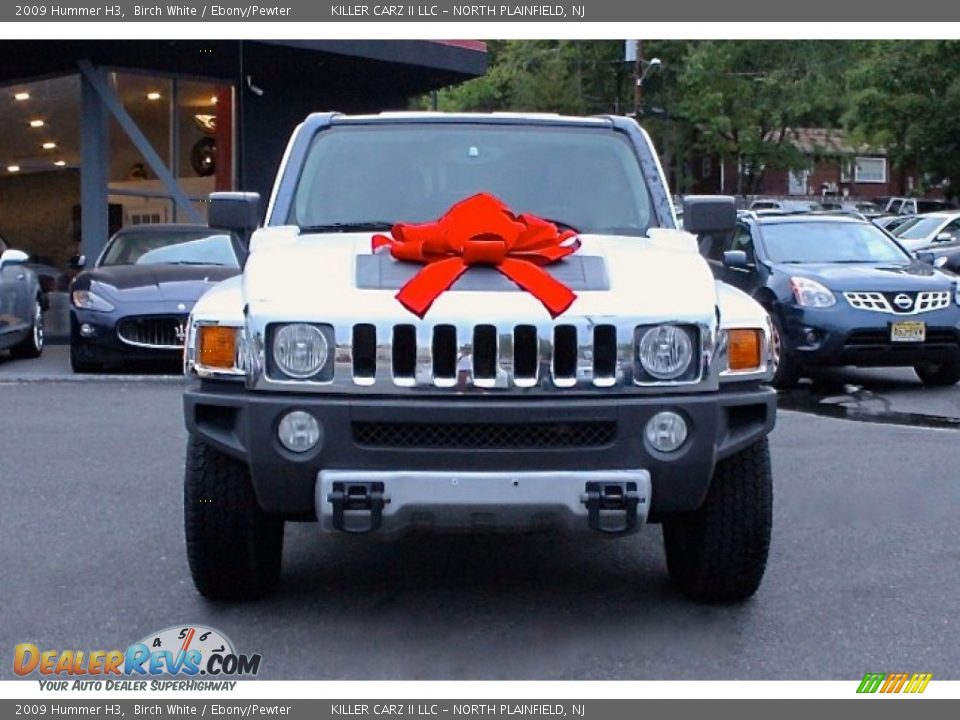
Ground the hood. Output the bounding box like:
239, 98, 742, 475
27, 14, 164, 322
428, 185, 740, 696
241, 228, 718, 324
78, 264, 238, 303
772, 261, 955, 291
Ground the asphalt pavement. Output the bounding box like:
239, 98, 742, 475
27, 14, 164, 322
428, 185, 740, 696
1, 367, 959, 680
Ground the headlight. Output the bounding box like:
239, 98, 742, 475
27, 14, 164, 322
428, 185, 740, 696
637, 325, 694, 380
71, 289, 115, 312
273, 324, 329, 379
790, 277, 836, 308
934, 256, 948, 268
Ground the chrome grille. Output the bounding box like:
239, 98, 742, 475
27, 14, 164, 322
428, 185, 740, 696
844, 291, 952, 315
844, 292, 890, 312
348, 322, 630, 389
117, 315, 188, 349
915, 291, 953, 312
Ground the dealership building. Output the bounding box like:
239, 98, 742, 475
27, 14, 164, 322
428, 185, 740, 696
0, 40, 487, 272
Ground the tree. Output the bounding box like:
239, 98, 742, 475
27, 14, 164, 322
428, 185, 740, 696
845, 40, 960, 199
666, 41, 852, 194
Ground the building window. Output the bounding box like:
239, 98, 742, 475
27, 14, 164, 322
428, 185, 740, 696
840, 157, 887, 183
788, 170, 809, 196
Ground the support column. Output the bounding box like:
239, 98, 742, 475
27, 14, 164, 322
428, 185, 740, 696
80, 63, 110, 263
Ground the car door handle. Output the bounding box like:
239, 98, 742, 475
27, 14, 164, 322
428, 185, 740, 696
16, 274, 25, 281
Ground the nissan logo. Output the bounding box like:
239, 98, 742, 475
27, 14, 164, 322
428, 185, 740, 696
893, 293, 914, 310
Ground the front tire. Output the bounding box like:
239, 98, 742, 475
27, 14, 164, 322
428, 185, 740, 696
663, 438, 773, 603
914, 360, 960, 387
9, 299, 44, 359
184, 437, 284, 601
768, 315, 801, 389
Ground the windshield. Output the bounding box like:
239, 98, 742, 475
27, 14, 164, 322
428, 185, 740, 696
290, 124, 655, 236
892, 216, 946, 240
100, 231, 238, 267
761, 221, 911, 264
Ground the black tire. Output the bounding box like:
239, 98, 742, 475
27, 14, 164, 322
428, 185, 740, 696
914, 360, 960, 386
768, 314, 801, 389
70, 346, 102, 373
184, 436, 284, 601
663, 438, 773, 603
9, 299, 44, 359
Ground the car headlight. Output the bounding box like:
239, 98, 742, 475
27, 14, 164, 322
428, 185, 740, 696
790, 277, 836, 308
273, 323, 329, 379
934, 256, 948, 268
71, 289, 115, 312
637, 324, 694, 380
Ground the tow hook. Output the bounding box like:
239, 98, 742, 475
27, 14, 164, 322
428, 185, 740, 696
581, 481, 642, 534
328, 482, 387, 534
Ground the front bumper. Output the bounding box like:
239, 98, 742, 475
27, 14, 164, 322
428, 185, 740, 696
183, 383, 776, 521
70, 309, 185, 365
778, 303, 960, 368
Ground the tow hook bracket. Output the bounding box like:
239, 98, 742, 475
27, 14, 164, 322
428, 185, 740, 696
328, 482, 386, 534
582, 481, 641, 534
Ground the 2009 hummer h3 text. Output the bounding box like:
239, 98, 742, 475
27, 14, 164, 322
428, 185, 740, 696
182, 112, 777, 603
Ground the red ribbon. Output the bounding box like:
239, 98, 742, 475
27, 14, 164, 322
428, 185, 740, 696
371, 193, 581, 318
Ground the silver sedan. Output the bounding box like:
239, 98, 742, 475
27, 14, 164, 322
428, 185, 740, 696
0, 233, 44, 358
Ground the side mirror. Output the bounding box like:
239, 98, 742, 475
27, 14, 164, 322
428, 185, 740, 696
209, 192, 261, 265
682, 195, 737, 235
722, 250, 752, 270
0, 248, 29, 271
935, 232, 953, 243
915, 251, 936, 266
67, 254, 86, 270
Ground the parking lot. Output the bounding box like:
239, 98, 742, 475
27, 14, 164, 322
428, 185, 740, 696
1, 348, 958, 680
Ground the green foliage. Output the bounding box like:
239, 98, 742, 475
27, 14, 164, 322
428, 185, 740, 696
845, 40, 960, 198
424, 39, 960, 197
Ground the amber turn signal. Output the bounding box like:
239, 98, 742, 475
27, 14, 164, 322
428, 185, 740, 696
727, 329, 762, 371
198, 326, 237, 369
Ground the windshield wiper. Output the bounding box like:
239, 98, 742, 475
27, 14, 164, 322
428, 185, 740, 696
299, 222, 394, 233
535, 217, 581, 233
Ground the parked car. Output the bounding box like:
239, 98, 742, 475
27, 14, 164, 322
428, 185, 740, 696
873, 214, 916, 232
915, 240, 960, 274
749, 198, 822, 213
700, 213, 960, 388
818, 200, 884, 218
882, 197, 958, 215
0, 234, 45, 359
68, 224, 241, 372
889, 212, 960, 251
182, 112, 777, 603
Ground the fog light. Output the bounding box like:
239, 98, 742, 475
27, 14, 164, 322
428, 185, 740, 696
645, 411, 688, 453
278, 411, 321, 453
80, 323, 96, 338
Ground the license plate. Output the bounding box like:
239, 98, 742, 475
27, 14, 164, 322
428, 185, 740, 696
891, 321, 926, 343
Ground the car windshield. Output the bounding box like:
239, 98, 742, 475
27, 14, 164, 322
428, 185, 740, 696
892, 216, 948, 240
100, 231, 238, 267
290, 124, 655, 236
761, 221, 911, 264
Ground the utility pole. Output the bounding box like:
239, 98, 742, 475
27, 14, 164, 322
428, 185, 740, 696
633, 39, 643, 119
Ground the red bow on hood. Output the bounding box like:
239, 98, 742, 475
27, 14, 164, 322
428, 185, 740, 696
371, 193, 581, 318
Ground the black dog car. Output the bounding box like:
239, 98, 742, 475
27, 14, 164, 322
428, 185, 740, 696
69, 224, 240, 372
700, 214, 960, 388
